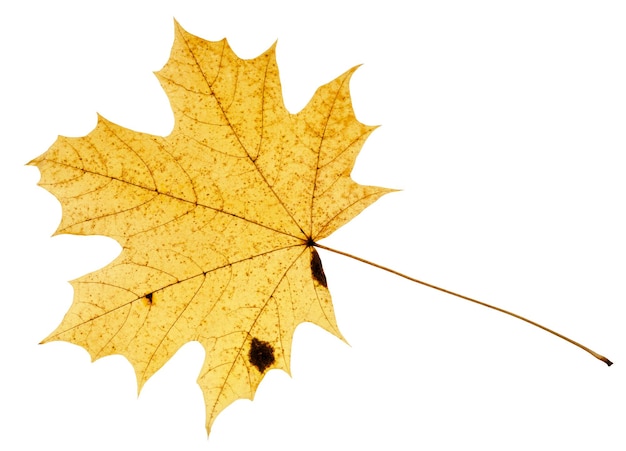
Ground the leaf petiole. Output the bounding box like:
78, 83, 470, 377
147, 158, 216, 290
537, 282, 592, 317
314, 242, 613, 366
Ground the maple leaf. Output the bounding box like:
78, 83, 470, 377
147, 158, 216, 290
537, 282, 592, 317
29, 21, 394, 433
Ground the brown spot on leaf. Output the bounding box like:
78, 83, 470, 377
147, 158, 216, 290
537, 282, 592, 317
248, 337, 275, 373
310, 248, 327, 287
143, 292, 154, 307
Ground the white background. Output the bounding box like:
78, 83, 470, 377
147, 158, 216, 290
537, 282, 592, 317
1, 1, 625, 449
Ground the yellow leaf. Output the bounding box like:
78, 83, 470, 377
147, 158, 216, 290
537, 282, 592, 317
29, 21, 393, 434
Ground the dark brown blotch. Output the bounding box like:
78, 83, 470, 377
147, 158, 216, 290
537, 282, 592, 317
248, 337, 275, 373
143, 292, 155, 307
310, 248, 327, 287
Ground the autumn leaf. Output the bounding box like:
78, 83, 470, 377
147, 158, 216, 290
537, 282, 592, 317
30, 19, 614, 439
29, 21, 394, 433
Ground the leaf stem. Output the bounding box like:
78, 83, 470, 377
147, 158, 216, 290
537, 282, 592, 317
314, 243, 613, 366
